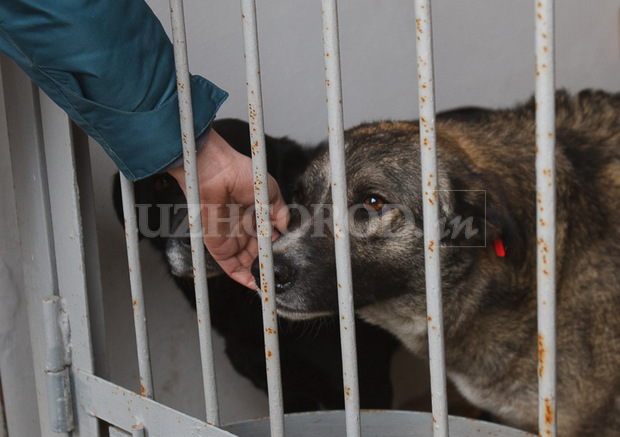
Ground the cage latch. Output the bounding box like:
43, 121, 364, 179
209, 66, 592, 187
42, 296, 75, 433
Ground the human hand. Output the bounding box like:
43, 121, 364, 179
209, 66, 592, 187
168, 129, 289, 289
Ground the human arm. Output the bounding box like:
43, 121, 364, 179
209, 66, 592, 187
0, 0, 227, 180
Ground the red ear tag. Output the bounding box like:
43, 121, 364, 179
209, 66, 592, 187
494, 238, 505, 257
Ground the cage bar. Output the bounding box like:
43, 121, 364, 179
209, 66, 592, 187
320, 1, 362, 436
131, 424, 145, 437
118, 175, 154, 399
37, 88, 101, 436
239, 1, 286, 436
535, 1, 557, 436
169, 0, 220, 425
413, 1, 450, 436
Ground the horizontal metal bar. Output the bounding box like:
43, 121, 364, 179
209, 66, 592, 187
75, 371, 236, 437
109, 427, 131, 437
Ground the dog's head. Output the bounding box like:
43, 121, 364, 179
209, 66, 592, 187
255, 116, 526, 321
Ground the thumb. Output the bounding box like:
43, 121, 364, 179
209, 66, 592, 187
268, 178, 289, 234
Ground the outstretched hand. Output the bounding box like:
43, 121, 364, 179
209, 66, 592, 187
168, 129, 289, 289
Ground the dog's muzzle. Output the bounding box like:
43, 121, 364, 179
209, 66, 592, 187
251, 253, 297, 293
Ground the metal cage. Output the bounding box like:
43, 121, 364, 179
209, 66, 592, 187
2, 0, 560, 436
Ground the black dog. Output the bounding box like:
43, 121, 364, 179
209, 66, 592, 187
113, 118, 399, 412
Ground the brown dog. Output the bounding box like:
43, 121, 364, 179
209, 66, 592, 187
253, 90, 620, 436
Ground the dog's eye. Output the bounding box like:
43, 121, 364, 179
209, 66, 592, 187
155, 175, 172, 191
363, 195, 386, 211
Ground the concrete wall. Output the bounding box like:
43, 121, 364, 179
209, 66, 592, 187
1, 1, 618, 435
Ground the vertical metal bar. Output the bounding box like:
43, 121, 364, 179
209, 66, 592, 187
320, 2, 361, 436
239, 2, 285, 436
72, 124, 110, 380
118, 175, 154, 399
535, 1, 557, 436
131, 424, 145, 437
414, 1, 450, 436
169, 0, 220, 425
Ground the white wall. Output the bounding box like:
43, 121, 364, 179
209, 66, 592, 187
1, 1, 618, 435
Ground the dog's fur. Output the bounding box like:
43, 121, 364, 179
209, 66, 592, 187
256, 90, 620, 436
113, 118, 400, 413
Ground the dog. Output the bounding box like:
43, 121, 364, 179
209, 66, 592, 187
113, 118, 400, 413
254, 90, 620, 436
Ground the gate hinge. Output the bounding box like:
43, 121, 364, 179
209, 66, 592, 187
42, 296, 75, 433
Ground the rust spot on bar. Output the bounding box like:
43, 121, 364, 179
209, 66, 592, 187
544, 397, 553, 426
345, 386, 351, 398
267, 350, 272, 358
141, 384, 147, 397
132, 299, 137, 309
539, 333, 545, 378
428, 316, 432, 322
265, 328, 277, 335
428, 240, 435, 252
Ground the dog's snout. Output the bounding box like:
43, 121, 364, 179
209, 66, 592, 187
274, 257, 296, 293
251, 254, 296, 293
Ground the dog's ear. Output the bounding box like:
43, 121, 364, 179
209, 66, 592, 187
444, 170, 525, 263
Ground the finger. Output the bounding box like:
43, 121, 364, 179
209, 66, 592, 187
230, 268, 258, 291
269, 185, 289, 234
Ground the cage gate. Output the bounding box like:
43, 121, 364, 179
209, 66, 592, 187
2, 0, 560, 436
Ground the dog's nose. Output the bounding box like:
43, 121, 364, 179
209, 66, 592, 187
251, 255, 296, 293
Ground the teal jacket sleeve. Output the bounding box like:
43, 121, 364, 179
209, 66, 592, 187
0, 0, 228, 180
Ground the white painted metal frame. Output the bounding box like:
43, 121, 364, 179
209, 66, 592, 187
320, 2, 362, 437
239, 1, 285, 436
535, 1, 557, 436
169, 0, 221, 426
